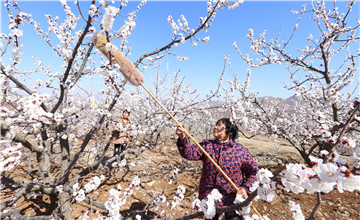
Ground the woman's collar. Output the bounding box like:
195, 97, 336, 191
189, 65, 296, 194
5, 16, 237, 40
215, 138, 233, 144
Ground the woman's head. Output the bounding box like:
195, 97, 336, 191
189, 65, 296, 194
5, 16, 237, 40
123, 110, 130, 118
214, 118, 239, 141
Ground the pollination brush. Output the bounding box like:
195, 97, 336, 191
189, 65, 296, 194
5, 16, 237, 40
92, 33, 144, 86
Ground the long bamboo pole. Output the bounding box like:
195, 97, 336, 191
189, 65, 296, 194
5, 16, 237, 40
140, 83, 263, 219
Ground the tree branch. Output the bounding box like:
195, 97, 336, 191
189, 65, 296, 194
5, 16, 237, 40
1, 123, 43, 153
57, 80, 126, 185
0, 37, 11, 57
0, 183, 41, 211
70, 43, 95, 89
306, 192, 322, 220
51, 1, 95, 114
324, 102, 360, 163
0, 209, 53, 220
77, 137, 113, 177
0, 63, 48, 112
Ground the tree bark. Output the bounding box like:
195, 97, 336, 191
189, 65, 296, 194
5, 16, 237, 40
57, 191, 72, 220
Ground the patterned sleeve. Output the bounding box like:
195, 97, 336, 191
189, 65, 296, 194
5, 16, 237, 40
240, 148, 259, 190
176, 137, 206, 161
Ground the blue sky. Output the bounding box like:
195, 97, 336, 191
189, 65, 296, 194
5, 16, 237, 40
1, 0, 359, 99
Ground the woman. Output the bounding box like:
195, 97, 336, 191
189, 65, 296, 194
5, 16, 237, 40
113, 110, 132, 159
176, 118, 258, 220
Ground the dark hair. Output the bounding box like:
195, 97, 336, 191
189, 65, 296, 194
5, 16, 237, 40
123, 109, 130, 115
216, 118, 239, 141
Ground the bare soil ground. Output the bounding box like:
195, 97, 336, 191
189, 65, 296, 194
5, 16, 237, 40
1, 134, 359, 220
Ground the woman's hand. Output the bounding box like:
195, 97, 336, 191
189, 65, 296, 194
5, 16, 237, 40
237, 187, 248, 199
176, 125, 186, 140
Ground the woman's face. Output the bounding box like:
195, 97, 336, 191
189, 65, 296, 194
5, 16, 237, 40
213, 121, 230, 142
123, 112, 129, 119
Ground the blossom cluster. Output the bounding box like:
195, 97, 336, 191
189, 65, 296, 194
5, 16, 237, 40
167, 162, 187, 184
167, 168, 180, 184
192, 189, 222, 219
88, 4, 98, 17
101, 6, 120, 32
19, 94, 52, 121
233, 151, 358, 219
85, 175, 105, 193
165, 0, 244, 50
256, 168, 276, 202
145, 185, 186, 217
111, 159, 127, 168
104, 187, 123, 219
0, 142, 22, 172
73, 182, 86, 202
192, 188, 271, 220
102, 176, 140, 219
3, 93, 66, 129
152, 193, 167, 214
170, 185, 186, 209
280, 151, 360, 194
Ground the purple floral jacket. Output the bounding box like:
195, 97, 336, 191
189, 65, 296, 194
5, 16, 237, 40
177, 137, 259, 208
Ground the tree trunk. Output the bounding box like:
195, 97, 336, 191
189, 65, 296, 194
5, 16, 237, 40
57, 191, 72, 220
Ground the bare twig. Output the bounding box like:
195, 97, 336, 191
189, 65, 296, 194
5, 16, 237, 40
306, 192, 322, 220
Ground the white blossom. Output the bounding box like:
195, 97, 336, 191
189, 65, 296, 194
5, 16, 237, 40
131, 176, 140, 186
209, 188, 222, 201
74, 189, 85, 202
84, 176, 102, 193
101, 6, 120, 31
289, 200, 305, 220
257, 168, 273, 184
307, 34, 313, 41
200, 198, 216, 219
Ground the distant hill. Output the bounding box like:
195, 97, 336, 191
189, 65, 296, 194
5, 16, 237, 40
256, 95, 300, 113
196, 95, 299, 113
